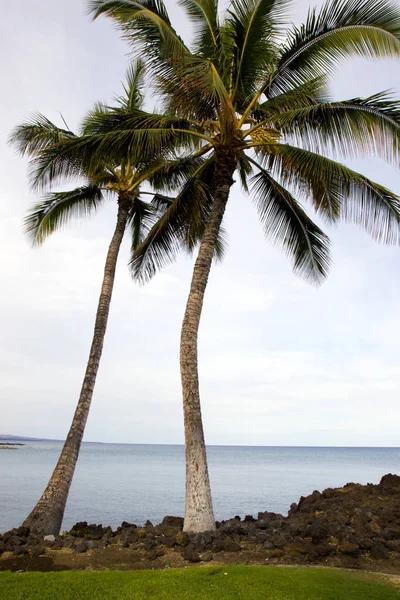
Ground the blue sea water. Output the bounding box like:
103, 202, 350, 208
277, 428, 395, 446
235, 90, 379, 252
1, 442, 399, 533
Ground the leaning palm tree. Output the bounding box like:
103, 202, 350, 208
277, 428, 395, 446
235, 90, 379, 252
86, 0, 400, 533
8, 61, 198, 536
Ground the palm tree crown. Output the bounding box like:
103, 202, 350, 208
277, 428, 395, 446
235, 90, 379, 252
10, 61, 164, 249
87, 0, 400, 283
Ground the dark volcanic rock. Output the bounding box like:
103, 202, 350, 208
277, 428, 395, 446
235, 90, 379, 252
303, 517, 330, 544
13, 545, 29, 556
143, 537, 156, 551
159, 536, 175, 548
183, 544, 201, 563
337, 543, 360, 556
212, 536, 241, 553
219, 518, 242, 534
379, 474, 400, 490
70, 522, 111, 540
370, 543, 390, 560
200, 551, 213, 562
3, 473, 400, 572
190, 533, 213, 553
175, 532, 190, 547
268, 534, 289, 549
73, 541, 88, 553
257, 512, 284, 529
244, 515, 256, 523
30, 546, 44, 558
387, 539, 400, 552
160, 516, 184, 529
120, 521, 136, 529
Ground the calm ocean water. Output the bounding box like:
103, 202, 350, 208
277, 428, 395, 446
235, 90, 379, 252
1, 442, 399, 533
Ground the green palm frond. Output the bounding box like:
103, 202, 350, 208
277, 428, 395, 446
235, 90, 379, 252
118, 59, 146, 111
81, 102, 111, 137
178, 0, 220, 57
261, 144, 400, 241
76, 109, 207, 146
237, 152, 253, 191
148, 155, 210, 191
27, 137, 97, 192
258, 76, 327, 116
156, 53, 233, 121
268, 0, 400, 96
29, 119, 203, 192
9, 113, 76, 156
228, 0, 287, 108
91, 125, 204, 162
24, 186, 104, 246
131, 157, 224, 281
149, 192, 175, 209
249, 158, 331, 283
90, 0, 188, 73
269, 92, 400, 162
82, 61, 147, 135
128, 197, 161, 251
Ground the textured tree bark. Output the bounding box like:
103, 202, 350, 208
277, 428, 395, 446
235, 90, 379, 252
23, 197, 131, 536
181, 152, 237, 533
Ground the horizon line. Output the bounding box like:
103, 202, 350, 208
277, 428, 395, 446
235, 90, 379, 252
2, 436, 400, 450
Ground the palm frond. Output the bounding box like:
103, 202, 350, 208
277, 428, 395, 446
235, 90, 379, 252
178, 0, 220, 56
228, 0, 288, 109
269, 92, 400, 163
269, 0, 400, 96
258, 76, 328, 116
260, 144, 400, 242
29, 116, 203, 191
117, 59, 146, 111
24, 186, 104, 246
27, 137, 98, 192
131, 157, 225, 281
149, 192, 175, 210
248, 158, 331, 283
148, 155, 211, 192
237, 152, 253, 191
156, 54, 233, 122
8, 113, 76, 156
128, 196, 161, 251
90, 0, 189, 79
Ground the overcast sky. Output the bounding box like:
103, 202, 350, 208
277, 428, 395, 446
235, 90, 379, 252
1, 0, 400, 446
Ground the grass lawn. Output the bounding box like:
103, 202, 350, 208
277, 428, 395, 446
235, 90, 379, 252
0, 566, 399, 600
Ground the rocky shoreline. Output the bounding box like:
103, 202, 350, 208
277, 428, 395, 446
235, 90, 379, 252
2, 474, 400, 573
0, 443, 24, 450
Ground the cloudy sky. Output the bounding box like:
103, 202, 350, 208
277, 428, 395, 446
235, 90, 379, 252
1, 0, 400, 446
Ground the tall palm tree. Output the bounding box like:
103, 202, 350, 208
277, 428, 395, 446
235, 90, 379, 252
84, 0, 400, 533
8, 62, 195, 536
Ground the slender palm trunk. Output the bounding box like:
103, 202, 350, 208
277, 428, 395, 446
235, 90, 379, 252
23, 197, 131, 536
181, 152, 237, 533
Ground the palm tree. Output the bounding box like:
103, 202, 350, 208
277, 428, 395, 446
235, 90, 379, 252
83, 0, 400, 533
8, 62, 191, 536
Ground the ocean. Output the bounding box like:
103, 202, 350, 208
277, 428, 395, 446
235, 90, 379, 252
1, 442, 399, 533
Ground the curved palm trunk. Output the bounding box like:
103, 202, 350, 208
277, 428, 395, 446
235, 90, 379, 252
23, 197, 131, 536
181, 153, 237, 533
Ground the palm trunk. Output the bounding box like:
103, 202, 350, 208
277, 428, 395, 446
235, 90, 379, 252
23, 196, 131, 536
181, 152, 236, 533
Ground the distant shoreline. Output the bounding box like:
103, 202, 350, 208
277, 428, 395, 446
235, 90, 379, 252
1, 435, 400, 449
0, 435, 60, 442
0, 442, 24, 446
0, 442, 24, 450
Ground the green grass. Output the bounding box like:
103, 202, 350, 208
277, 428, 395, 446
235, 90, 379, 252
0, 566, 399, 600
